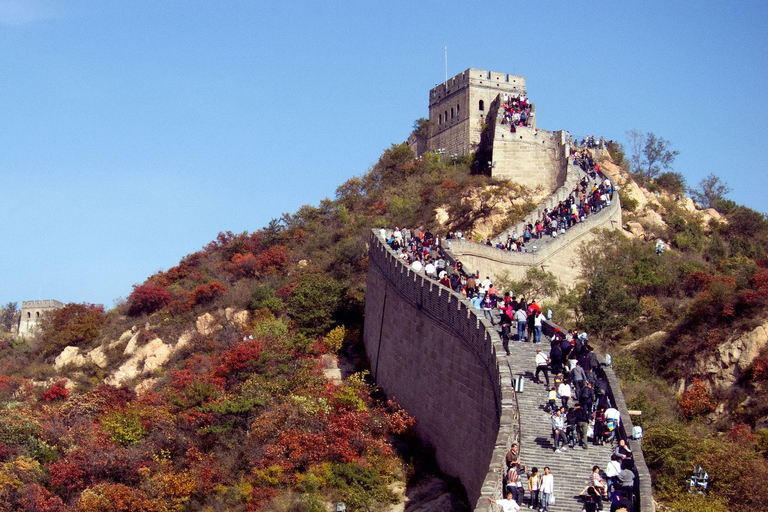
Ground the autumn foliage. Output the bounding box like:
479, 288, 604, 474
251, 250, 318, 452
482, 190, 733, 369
41, 380, 69, 402
679, 378, 716, 419
127, 284, 172, 316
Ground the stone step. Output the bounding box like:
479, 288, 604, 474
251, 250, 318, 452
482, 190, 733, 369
496, 333, 616, 512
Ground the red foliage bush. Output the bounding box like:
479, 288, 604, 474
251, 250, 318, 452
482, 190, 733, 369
127, 284, 172, 316
214, 339, 264, 380
750, 352, 768, 380
441, 179, 460, 190
679, 378, 715, 419
41, 380, 69, 402
256, 245, 290, 273
369, 199, 388, 215
188, 282, 227, 306
229, 253, 260, 277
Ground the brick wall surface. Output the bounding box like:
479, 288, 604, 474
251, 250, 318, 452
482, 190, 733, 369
364, 232, 517, 507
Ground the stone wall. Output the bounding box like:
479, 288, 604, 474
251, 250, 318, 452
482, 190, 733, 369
445, 196, 622, 287
489, 123, 568, 195
18, 299, 64, 337
364, 231, 518, 508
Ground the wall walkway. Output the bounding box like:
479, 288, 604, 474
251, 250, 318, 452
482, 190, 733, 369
364, 231, 653, 511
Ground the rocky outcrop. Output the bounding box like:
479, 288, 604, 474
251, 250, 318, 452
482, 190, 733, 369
106, 337, 172, 386
53, 309, 251, 389
196, 312, 221, 335
697, 321, 768, 391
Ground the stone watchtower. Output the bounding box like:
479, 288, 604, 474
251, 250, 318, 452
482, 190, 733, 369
414, 67, 569, 196
18, 299, 64, 337
425, 68, 529, 157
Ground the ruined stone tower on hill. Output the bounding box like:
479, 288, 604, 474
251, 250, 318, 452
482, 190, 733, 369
410, 68, 569, 195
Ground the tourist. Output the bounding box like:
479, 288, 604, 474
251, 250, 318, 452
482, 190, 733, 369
551, 409, 567, 453
558, 378, 572, 409
488, 492, 520, 512
574, 402, 590, 449
527, 467, 541, 510
590, 465, 608, 497
505, 443, 520, 468
540, 467, 554, 512
514, 307, 527, 342
534, 349, 550, 387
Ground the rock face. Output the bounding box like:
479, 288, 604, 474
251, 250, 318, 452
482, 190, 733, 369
196, 312, 221, 335
54, 347, 87, 369
697, 321, 768, 391
106, 337, 172, 386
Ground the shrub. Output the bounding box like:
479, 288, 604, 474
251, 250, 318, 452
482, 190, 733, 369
126, 285, 172, 316
99, 408, 147, 446
655, 172, 686, 195
619, 188, 637, 212
189, 282, 227, 306
287, 274, 345, 337
41, 380, 69, 402
256, 246, 290, 273
249, 285, 283, 312
323, 326, 346, 353
679, 378, 715, 419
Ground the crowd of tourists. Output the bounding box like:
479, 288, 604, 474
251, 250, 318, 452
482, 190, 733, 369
477, 149, 614, 255
493, 330, 638, 512
500, 93, 534, 130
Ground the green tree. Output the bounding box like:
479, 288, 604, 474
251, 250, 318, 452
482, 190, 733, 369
0, 302, 18, 332
690, 173, 732, 209
495, 267, 562, 301
626, 130, 679, 180
412, 117, 433, 140
288, 273, 345, 337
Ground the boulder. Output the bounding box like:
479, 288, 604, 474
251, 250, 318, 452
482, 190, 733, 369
141, 338, 172, 373
697, 321, 768, 391
624, 221, 645, 239
88, 346, 108, 368
123, 332, 141, 356
54, 346, 87, 370
196, 313, 221, 335
176, 330, 195, 350
224, 308, 250, 328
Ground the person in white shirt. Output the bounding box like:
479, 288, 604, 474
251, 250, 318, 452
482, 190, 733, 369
558, 380, 572, 409
411, 259, 423, 273
540, 467, 554, 512
534, 349, 550, 387
424, 260, 436, 277
488, 492, 520, 512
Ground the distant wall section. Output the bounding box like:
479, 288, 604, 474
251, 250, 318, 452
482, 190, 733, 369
18, 299, 64, 338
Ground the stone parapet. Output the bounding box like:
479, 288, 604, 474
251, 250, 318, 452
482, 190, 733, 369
364, 231, 519, 508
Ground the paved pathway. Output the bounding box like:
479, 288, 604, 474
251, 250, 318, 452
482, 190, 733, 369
500, 333, 615, 512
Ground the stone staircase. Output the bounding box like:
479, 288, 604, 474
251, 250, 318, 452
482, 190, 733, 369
500, 334, 615, 512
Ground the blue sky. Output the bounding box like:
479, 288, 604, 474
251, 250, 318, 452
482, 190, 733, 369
1, 0, 767, 308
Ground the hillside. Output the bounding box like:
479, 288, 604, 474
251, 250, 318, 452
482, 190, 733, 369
0, 143, 512, 511
0, 135, 767, 511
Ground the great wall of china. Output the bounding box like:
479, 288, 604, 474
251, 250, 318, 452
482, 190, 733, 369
364, 68, 653, 511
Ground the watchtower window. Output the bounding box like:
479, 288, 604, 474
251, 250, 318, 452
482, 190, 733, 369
450, 107, 454, 119
438, 113, 442, 125
36, 312, 40, 318
479, 100, 484, 111
444, 111, 448, 123
27, 312, 31, 318
457, 104, 460, 118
